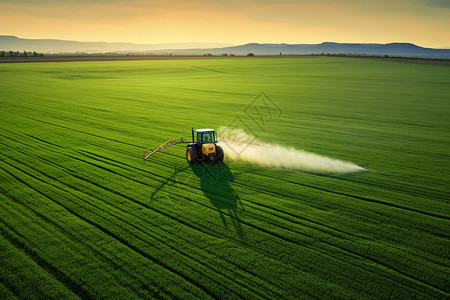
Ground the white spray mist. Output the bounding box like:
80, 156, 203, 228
218, 127, 366, 174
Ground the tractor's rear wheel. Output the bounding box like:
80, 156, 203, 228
186, 147, 198, 164
215, 146, 224, 162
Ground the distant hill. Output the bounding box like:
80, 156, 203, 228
158, 42, 450, 59
0, 36, 232, 54
1, 36, 449, 58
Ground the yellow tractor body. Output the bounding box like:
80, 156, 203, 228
202, 143, 216, 156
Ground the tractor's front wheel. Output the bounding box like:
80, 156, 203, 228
215, 146, 224, 162
186, 147, 198, 164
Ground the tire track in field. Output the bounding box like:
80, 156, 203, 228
231, 173, 448, 249
21, 133, 66, 149
300, 111, 446, 130
0, 270, 21, 299
1, 97, 149, 137
233, 171, 449, 243
322, 237, 450, 296
192, 66, 227, 73
334, 174, 449, 204
1, 130, 138, 166
0, 196, 161, 300
23, 116, 141, 149
170, 86, 253, 96
0, 194, 174, 300
1, 99, 144, 143
239, 177, 449, 295
233, 181, 449, 270
0, 220, 92, 300
0, 163, 217, 300
253, 171, 448, 220
0, 151, 279, 299
230, 173, 449, 292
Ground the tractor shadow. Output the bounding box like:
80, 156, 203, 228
189, 162, 244, 238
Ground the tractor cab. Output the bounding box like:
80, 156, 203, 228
196, 129, 216, 157
186, 128, 224, 163
196, 129, 216, 145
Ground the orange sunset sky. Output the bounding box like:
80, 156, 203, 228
1, 0, 449, 48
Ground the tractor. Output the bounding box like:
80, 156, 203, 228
143, 128, 224, 163
186, 128, 224, 163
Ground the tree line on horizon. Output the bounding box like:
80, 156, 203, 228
0, 51, 44, 57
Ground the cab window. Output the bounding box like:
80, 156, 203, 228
199, 132, 214, 143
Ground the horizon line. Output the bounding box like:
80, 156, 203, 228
2, 35, 450, 50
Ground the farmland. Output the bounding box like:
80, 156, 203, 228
0, 57, 449, 299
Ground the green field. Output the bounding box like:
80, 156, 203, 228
0, 57, 449, 299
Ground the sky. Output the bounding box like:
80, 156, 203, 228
1, 0, 449, 48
